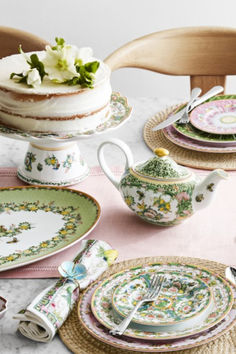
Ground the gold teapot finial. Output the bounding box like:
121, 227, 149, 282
154, 148, 169, 157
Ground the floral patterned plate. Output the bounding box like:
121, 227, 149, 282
0, 186, 100, 272
173, 95, 236, 144
90, 263, 234, 340
190, 99, 236, 135
78, 281, 236, 352
112, 272, 212, 327
173, 122, 236, 145
163, 125, 236, 153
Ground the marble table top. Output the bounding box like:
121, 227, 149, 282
0, 96, 184, 353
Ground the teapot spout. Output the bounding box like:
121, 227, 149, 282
193, 169, 228, 211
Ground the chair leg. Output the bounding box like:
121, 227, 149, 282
190, 75, 226, 94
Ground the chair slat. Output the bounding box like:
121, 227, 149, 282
105, 27, 236, 93
0, 26, 49, 59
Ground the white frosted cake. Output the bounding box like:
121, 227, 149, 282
0, 40, 112, 133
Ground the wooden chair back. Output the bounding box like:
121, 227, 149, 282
105, 27, 236, 94
0, 26, 49, 59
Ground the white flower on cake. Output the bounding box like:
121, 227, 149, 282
42, 43, 87, 83
25, 68, 42, 87
10, 37, 99, 89
76, 47, 93, 63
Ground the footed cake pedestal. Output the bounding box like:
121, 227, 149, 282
0, 92, 131, 186
17, 141, 89, 186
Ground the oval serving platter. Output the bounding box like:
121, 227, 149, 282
0, 186, 100, 272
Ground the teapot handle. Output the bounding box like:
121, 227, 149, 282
97, 138, 134, 190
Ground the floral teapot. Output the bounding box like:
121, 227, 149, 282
98, 138, 228, 226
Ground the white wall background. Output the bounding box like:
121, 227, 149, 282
1, 0, 236, 100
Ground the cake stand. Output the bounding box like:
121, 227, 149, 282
0, 92, 132, 186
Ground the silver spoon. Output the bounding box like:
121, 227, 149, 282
225, 266, 236, 286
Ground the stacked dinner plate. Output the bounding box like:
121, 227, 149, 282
162, 95, 236, 154
77, 262, 236, 352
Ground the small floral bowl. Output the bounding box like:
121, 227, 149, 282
0, 296, 7, 319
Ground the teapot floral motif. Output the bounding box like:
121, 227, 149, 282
98, 138, 228, 226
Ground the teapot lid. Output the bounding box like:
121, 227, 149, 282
133, 148, 191, 180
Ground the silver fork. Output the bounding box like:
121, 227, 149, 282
178, 87, 202, 124
178, 85, 224, 124
110, 274, 166, 336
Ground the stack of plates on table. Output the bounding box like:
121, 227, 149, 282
77, 262, 236, 352
162, 95, 236, 154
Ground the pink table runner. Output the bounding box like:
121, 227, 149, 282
0, 166, 235, 278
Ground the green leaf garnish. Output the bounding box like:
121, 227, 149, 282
71, 60, 100, 88
56, 37, 65, 46
28, 54, 47, 80
84, 61, 100, 73
75, 58, 83, 66
10, 72, 27, 84
65, 76, 81, 86
52, 37, 65, 50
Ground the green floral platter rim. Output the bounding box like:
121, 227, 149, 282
172, 95, 236, 144
91, 262, 234, 340
0, 92, 132, 143
111, 272, 212, 327
0, 186, 100, 272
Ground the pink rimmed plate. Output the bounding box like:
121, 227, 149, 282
190, 99, 236, 135
163, 125, 236, 153
172, 122, 236, 145
78, 280, 236, 352
90, 263, 233, 341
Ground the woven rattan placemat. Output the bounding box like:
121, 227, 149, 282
143, 105, 236, 170
59, 256, 236, 354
